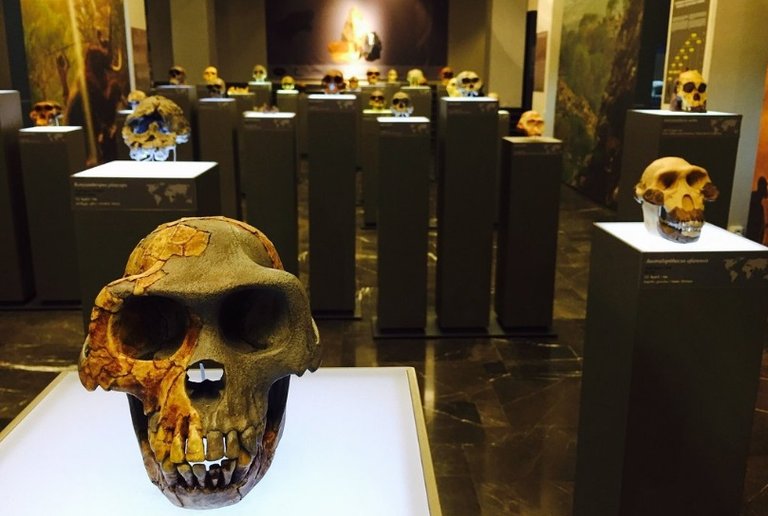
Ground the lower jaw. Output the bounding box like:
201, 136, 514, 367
658, 220, 702, 243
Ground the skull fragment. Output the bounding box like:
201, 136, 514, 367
252, 64, 268, 83
455, 70, 482, 97
517, 110, 544, 137
127, 90, 147, 110
391, 91, 413, 117
78, 217, 321, 508
634, 157, 719, 243
122, 95, 190, 162
29, 100, 63, 126
321, 69, 345, 94
672, 70, 707, 113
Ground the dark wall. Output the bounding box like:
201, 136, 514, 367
214, 0, 267, 82
144, 0, 173, 84
0, 0, 11, 89
1, 0, 30, 112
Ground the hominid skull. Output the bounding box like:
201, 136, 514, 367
446, 77, 460, 97
369, 89, 386, 111
122, 95, 190, 162
387, 69, 399, 83
406, 68, 425, 87
202, 66, 219, 85
391, 91, 413, 117
281, 75, 295, 90
456, 70, 482, 97
169, 65, 187, 85
366, 67, 380, 85
252, 64, 268, 83
29, 100, 63, 126
517, 110, 544, 137
321, 69, 345, 94
634, 157, 719, 243
673, 70, 707, 112
207, 78, 226, 98
439, 66, 454, 86
78, 217, 321, 508
127, 90, 147, 110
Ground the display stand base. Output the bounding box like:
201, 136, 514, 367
311, 297, 363, 321
372, 313, 557, 339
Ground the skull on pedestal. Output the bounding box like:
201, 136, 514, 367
322, 69, 345, 94
122, 95, 190, 162
29, 101, 63, 126
672, 70, 707, 112
391, 91, 413, 117
517, 110, 544, 137
455, 70, 482, 97
252, 65, 268, 83
78, 217, 321, 508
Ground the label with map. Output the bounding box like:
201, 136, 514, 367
640, 252, 768, 289
71, 179, 197, 211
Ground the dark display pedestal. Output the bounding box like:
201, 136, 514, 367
0, 90, 33, 302
376, 117, 431, 331
248, 82, 273, 108
297, 93, 308, 156
307, 94, 357, 315
197, 98, 239, 218
400, 86, 432, 118
228, 92, 255, 114
436, 97, 498, 329
276, 90, 299, 113
115, 109, 132, 160
574, 222, 768, 516
152, 85, 196, 161
616, 110, 741, 228
361, 109, 391, 227
70, 161, 220, 328
495, 137, 562, 330
238, 112, 299, 276
19, 126, 86, 302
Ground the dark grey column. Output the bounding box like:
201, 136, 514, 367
297, 92, 308, 156
495, 137, 562, 329
197, 98, 239, 218
400, 86, 432, 118
615, 110, 741, 228
436, 97, 498, 328
19, 126, 86, 301
574, 222, 768, 516
151, 85, 197, 161
376, 117, 431, 330
115, 109, 132, 160
0, 90, 33, 301
248, 82, 272, 108
361, 109, 391, 227
71, 161, 220, 328
307, 94, 357, 314
276, 90, 299, 113
229, 92, 255, 114
238, 112, 299, 276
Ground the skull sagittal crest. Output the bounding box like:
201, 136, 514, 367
634, 157, 719, 243
78, 217, 321, 508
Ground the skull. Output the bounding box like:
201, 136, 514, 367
169, 65, 187, 85
207, 78, 226, 98
407, 68, 425, 87
127, 90, 147, 110
281, 75, 295, 90
321, 69, 345, 94
456, 70, 482, 97
672, 70, 707, 112
517, 110, 544, 137
391, 91, 413, 117
203, 66, 219, 85
347, 76, 360, 91
78, 217, 321, 508
366, 67, 380, 85
446, 77, 461, 97
368, 89, 386, 111
387, 69, 399, 83
29, 100, 63, 126
634, 157, 719, 243
439, 66, 454, 86
122, 95, 190, 162
252, 64, 268, 83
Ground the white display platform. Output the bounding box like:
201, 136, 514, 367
73, 160, 217, 179
0, 367, 440, 516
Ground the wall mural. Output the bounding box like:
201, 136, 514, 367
20, 0, 130, 165
554, 0, 645, 207
265, 0, 447, 78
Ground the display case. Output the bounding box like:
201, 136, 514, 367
0, 367, 441, 516
152, 84, 196, 161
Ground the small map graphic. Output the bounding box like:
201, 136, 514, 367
146, 182, 193, 208
723, 257, 768, 283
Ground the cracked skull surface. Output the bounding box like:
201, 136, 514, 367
78, 217, 321, 508
122, 95, 190, 161
634, 157, 719, 243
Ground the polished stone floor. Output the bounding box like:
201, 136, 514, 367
1, 175, 768, 515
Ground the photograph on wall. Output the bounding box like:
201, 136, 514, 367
20, 0, 130, 165
265, 0, 448, 78
746, 67, 768, 245
554, 0, 645, 206
663, 0, 709, 105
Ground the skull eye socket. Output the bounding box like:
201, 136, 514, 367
657, 171, 679, 189
682, 82, 696, 93
686, 169, 708, 186
112, 296, 189, 360
220, 287, 290, 351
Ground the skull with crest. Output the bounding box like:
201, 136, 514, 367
78, 216, 321, 508
122, 95, 190, 162
634, 157, 719, 243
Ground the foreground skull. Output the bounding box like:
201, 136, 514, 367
281, 75, 295, 90
456, 70, 482, 97
634, 157, 719, 243
78, 217, 321, 508
29, 100, 63, 126
322, 69, 345, 94
517, 110, 544, 136
122, 95, 190, 161
252, 64, 268, 83
169, 65, 187, 85
391, 91, 413, 117
672, 70, 707, 112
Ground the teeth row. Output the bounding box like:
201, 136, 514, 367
662, 219, 703, 232
165, 426, 261, 464
161, 456, 243, 489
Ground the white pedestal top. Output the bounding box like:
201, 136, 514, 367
596, 222, 768, 253
72, 160, 217, 179
0, 367, 438, 516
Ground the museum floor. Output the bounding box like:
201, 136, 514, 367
1, 173, 768, 515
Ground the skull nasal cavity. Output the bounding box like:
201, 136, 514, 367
186, 360, 226, 398
682, 194, 694, 211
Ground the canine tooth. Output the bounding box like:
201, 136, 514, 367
222, 459, 236, 485
234, 450, 252, 482
170, 432, 185, 463
209, 464, 222, 487
192, 463, 207, 487
206, 431, 224, 460
161, 457, 178, 485
225, 430, 240, 458
240, 426, 260, 454
177, 463, 194, 486
186, 427, 205, 462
